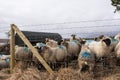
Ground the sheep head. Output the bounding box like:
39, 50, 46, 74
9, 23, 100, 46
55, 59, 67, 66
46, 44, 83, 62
102, 38, 111, 46
61, 39, 68, 48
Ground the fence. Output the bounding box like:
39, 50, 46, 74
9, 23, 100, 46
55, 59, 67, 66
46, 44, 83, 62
10, 24, 54, 74
9, 19, 120, 74
17, 18, 120, 38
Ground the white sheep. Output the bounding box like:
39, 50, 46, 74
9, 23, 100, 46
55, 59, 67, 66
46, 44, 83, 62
78, 45, 95, 76
61, 39, 81, 61
110, 38, 119, 52
39, 45, 67, 63
115, 41, 120, 65
114, 33, 120, 41
115, 42, 120, 57
70, 34, 77, 42
88, 38, 112, 66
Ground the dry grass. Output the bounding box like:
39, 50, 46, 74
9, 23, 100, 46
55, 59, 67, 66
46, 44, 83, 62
0, 52, 120, 80
0, 65, 119, 80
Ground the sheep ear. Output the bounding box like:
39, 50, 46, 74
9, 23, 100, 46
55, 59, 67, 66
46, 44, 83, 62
99, 35, 105, 39
94, 37, 98, 41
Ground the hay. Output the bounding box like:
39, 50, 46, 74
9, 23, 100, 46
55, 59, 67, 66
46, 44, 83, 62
0, 52, 119, 80
3, 65, 120, 80
7, 61, 42, 80
103, 73, 120, 80
0, 68, 10, 80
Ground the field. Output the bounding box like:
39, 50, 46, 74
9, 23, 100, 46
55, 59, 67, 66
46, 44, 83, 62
0, 52, 120, 80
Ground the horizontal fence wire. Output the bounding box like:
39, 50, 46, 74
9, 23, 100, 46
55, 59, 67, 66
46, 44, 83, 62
19, 18, 120, 26
19, 25, 120, 31
0, 18, 120, 40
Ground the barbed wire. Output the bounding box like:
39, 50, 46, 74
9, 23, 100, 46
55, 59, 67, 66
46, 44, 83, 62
1, 19, 120, 38
19, 18, 120, 27
30, 24, 120, 31
61, 30, 120, 35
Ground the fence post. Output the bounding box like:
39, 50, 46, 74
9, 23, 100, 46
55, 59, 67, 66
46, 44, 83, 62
10, 24, 15, 73
11, 24, 54, 75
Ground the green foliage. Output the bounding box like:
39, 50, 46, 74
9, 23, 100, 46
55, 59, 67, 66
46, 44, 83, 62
111, 0, 120, 12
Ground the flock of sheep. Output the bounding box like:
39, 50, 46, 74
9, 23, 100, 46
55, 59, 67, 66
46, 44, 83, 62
0, 33, 120, 76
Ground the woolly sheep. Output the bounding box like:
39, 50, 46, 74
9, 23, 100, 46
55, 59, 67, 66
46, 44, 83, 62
89, 38, 111, 58
78, 45, 95, 76
114, 33, 120, 41
40, 45, 67, 63
15, 47, 32, 60
88, 38, 112, 66
115, 41, 120, 65
61, 39, 81, 61
115, 42, 120, 57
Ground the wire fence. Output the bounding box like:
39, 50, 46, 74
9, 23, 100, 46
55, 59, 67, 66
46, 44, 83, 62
18, 19, 120, 38
18, 18, 120, 26
11, 18, 120, 72
0, 20, 120, 80
1, 18, 120, 39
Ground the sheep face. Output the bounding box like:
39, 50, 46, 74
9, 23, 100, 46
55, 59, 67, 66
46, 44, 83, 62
40, 46, 51, 55
102, 38, 111, 46
70, 34, 76, 41
40, 46, 53, 62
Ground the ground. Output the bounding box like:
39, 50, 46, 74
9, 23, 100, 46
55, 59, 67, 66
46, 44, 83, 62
0, 52, 120, 80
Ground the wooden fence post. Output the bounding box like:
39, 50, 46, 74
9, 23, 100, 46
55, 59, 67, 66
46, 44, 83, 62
10, 24, 15, 73
11, 24, 54, 74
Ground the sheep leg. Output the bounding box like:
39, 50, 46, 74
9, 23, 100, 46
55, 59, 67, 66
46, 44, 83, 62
89, 63, 95, 77
79, 66, 82, 72
78, 60, 83, 72
101, 57, 104, 65
67, 56, 71, 63
95, 55, 100, 63
116, 58, 120, 66
101, 57, 106, 66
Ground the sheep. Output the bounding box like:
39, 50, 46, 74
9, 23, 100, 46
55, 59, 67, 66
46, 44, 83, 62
0, 58, 10, 69
61, 39, 81, 61
35, 43, 46, 48
40, 45, 67, 63
93, 34, 119, 52
78, 45, 95, 77
79, 36, 103, 46
115, 42, 120, 57
15, 46, 32, 61
115, 41, 120, 65
0, 54, 10, 69
105, 34, 120, 54
85, 39, 95, 46
110, 38, 119, 52
114, 33, 120, 41
88, 37, 112, 66
0, 44, 10, 55
70, 34, 77, 42
0, 55, 10, 60
33, 42, 68, 69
